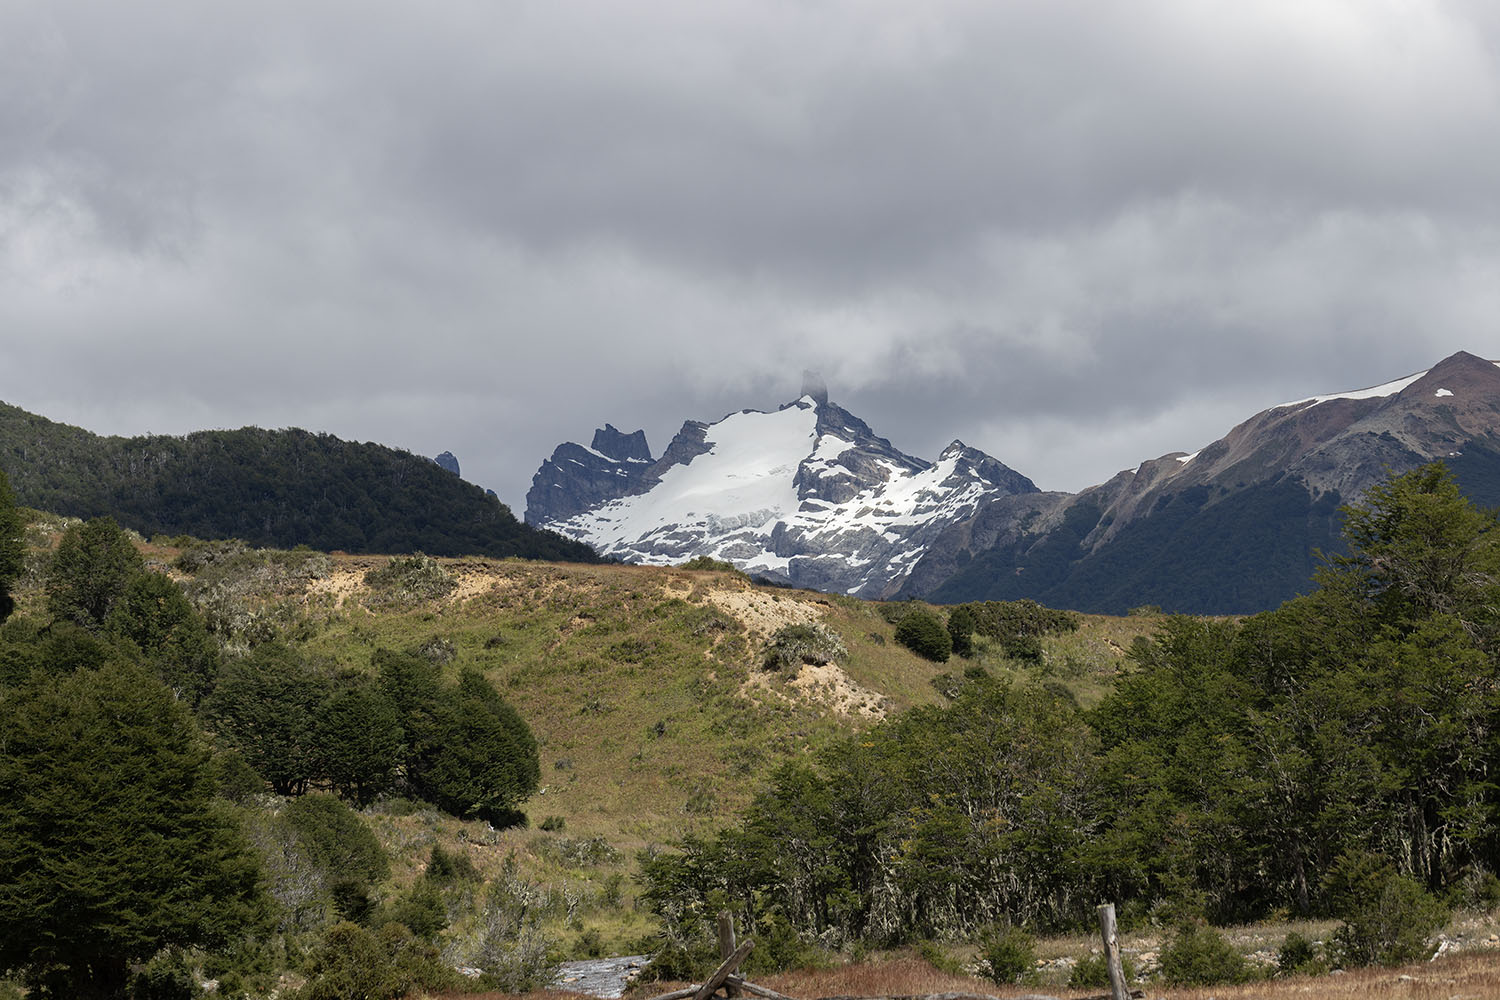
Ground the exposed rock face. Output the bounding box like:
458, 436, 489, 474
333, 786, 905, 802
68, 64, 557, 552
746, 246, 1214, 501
433, 451, 461, 476
527, 395, 1038, 596
908, 351, 1500, 613
524, 423, 659, 526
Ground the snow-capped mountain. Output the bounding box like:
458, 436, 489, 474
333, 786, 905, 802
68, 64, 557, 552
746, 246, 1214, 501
526, 386, 1037, 596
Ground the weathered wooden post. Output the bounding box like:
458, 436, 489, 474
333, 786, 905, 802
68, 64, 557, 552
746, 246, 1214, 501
1096, 902, 1128, 1000
718, 912, 741, 998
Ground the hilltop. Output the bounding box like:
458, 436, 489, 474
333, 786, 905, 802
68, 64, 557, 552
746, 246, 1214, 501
0, 401, 596, 563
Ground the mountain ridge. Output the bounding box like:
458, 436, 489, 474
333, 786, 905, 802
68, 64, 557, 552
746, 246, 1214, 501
528, 394, 1037, 596
531, 351, 1500, 613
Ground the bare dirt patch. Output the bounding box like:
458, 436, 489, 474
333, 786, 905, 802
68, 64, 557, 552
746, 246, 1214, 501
705, 588, 825, 643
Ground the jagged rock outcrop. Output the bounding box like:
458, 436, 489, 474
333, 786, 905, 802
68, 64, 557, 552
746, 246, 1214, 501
433, 451, 460, 476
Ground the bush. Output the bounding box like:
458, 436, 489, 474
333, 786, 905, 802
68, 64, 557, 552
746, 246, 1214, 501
1068, 951, 1136, 989
1326, 853, 1448, 968
1160, 922, 1253, 986
977, 924, 1034, 986
363, 554, 456, 608
283, 794, 390, 885
762, 623, 847, 671
296, 921, 457, 1000
894, 609, 952, 662
1276, 931, 1326, 976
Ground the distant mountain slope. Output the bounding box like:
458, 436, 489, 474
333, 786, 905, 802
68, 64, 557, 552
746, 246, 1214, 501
908, 351, 1500, 613
0, 402, 597, 562
528, 389, 1037, 596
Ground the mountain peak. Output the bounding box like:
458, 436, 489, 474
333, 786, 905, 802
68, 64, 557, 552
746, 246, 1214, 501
529, 393, 1036, 596
801, 369, 829, 406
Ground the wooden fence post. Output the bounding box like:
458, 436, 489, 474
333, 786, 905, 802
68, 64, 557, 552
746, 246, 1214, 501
719, 912, 741, 998
1096, 902, 1128, 1000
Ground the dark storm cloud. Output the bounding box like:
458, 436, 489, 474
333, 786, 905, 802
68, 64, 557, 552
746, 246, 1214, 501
3, 0, 1499, 506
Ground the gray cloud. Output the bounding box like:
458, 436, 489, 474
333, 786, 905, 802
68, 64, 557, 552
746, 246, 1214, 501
2, 0, 1499, 509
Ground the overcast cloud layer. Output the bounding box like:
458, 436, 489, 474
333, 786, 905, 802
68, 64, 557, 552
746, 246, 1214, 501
4, 1, 1500, 511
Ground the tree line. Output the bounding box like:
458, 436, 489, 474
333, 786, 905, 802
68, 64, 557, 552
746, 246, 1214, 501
0, 401, 596, 563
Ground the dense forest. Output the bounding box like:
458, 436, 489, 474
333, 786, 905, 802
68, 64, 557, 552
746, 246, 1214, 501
0, 402, 596, 563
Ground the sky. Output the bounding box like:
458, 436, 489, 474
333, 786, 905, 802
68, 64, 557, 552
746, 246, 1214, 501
4, 1, 1500, 512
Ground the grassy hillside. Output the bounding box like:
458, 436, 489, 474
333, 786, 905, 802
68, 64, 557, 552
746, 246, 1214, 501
11, 517, 1160, 954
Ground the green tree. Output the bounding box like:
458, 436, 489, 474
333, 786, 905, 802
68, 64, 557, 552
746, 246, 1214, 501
0, 659, 265, 999
411, 668, 540, 823
45, 517, 144, 630
210, 643, 330, 796
105, 571, 221, 706
316, 680, 404, 806
0, 466, 22, 623
894, 608, 952, 662
946, 605, 976, 658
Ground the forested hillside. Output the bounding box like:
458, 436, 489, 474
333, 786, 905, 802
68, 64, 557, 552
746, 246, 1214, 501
0, 402, 596, 562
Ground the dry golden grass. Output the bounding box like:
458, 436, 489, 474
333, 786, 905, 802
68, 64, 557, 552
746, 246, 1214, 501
440, 950, 1500, 1000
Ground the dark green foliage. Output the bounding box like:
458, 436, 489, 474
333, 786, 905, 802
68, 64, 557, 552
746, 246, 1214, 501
0, 659, 265, 999
1276, 932, 1324, 976
410, 668, 541, 823
1325, 852, 1448, 968
679, 556, 750, 580
761, 622, 847, 671
0, 467, 21, 623
1159, 922, 1253, 986
1068, 951, 1136, 989
294, 921, 458, 1000
963, 599, 1080, 641
0, 404, 596, 563
46, 516, 145, 630
127, 951, 198, 1000
639, 673, 1098, 948
106, 571, 220, 706
945, 604, 975, 657
425, 844, 482, 887
385, 880, 448, 940
315, 680, 404, 805
282, 794, 390, 886
977, 925, 1035, 985
893, 608, 951, 662
210, 643, 330, 796
0, 616, 117, 685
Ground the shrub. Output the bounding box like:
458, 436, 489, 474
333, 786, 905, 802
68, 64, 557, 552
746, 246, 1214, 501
762, 623, 847, 671
1160, 922, 1253, 986
894, 609, 952, 662
1326, 852, 1448, 968
282, 793, 389, 885
540, 814, 567, 832
363, 554, 456, 608
296, 921, 457, 1000
425, 844, 481, 886
1276, 931, 1326, 976
977, 924, 1035, 985
1068, 951, 1136, 989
